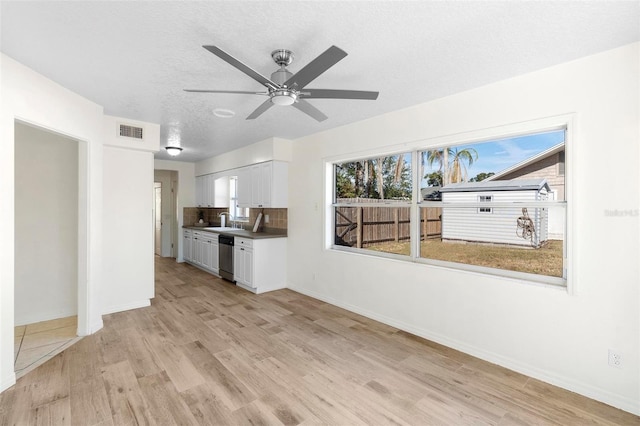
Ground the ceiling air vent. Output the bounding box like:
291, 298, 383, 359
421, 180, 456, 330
119, 123, 144, 140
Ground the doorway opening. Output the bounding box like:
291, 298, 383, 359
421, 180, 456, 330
154, 182, 162, 255
13, 121, 84, 377
154, 170, 178, 257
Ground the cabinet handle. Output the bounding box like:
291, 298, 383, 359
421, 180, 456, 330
241, 248, 244, 251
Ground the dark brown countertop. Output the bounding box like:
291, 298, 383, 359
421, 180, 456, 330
183, 226, 287, 240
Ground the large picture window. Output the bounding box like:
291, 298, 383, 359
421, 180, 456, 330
333, 153, 413, 258
331, 128, 568, 286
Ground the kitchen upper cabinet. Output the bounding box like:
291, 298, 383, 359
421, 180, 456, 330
196, 174, 229, 208
236, 166, 251, 208
195, 177, 204, 207
214, 176, 229, 208
239, 161, 288, 208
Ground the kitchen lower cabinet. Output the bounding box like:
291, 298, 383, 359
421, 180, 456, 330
185, 230, 219, 274
183, 229, 193, 262
234, 237, 286, 294
233, 238, 253, 288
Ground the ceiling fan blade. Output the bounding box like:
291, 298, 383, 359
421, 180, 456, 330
292, 99, 328, 122
184, 89, 268, 95
301, 89, 379, 100
283, 45, 347, 90
246, 98, 274, 120
203, 45, 278, 90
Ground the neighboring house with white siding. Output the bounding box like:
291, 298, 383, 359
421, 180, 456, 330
440, 179, 550, 248
486, 142, 565, 238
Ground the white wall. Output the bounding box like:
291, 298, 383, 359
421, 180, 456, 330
102, 147, 155, 314
103, 114, 160, 152
195, 137, 292, 176
154, 160, 195, 262
14, 122, 78, 325
1, 53, 105, 392
287, 43, 639, 414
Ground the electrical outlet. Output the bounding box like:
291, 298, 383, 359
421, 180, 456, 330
608, 349, 622, 368
264, 214, 269, 223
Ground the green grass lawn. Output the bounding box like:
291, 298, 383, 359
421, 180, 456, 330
368, 239, 564, 277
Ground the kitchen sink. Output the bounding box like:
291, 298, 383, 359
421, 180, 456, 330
203, 227, 235, 231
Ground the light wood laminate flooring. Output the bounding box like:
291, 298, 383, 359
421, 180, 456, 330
1, 257, 637, 425
14, 316, 81, 380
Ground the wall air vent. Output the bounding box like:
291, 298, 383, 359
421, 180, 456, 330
119, 124, 144, 140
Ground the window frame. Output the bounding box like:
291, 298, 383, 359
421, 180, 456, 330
478, 195, 493, 213
325, 115, 575, 292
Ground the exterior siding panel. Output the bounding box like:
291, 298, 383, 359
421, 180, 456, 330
442, 190, 548, 247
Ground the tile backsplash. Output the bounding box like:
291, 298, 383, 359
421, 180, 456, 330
249, 208, 288, 231
183, 207, 287, 232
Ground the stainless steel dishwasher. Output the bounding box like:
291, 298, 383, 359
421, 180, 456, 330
218, 234, 235, 282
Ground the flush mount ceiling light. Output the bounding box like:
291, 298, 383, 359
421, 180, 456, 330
213, 108, 235, 118
165, 146, 183, 156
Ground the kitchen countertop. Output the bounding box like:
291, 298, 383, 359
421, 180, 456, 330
183, 226, 287, 240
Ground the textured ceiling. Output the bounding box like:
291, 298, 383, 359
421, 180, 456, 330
1, 1, 639, 162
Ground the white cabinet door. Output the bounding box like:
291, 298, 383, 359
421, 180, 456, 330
243, 247, 254, 287
205, 174, 216, 207
234, 238, 254, 287
201, 237, 212, 270
233, 245, 245, 283
236, 167, 251, 208
250, 162, 272, 208
250, 164, 263, 207
214, 175, 229, 208
210, 240, 219, 271
261, 162, 272, 207
183, 230, 193, 261
195, 176, 204, 207
192, 234, 201, 265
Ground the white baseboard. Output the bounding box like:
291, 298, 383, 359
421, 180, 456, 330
288, 283, 640, 416
15, 308, 78, 327
87, 319, 104, 335
1, 371, 16, 393
102, 299, 150, 316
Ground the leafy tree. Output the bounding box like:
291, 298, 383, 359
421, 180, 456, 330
470, 172, 495, 182
335, 155, 411, 200
425, 171, 442, 187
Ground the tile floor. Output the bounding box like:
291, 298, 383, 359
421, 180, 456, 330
13, 316, 82, 379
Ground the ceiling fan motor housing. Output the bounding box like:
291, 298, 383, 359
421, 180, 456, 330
270, 66, 297, 105
271, 68, 293, 86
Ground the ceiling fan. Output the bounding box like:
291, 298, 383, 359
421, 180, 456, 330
185, 45, 379, 122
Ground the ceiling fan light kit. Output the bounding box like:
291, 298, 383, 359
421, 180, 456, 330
185, 45, 379, 122
270, 90, 297, 106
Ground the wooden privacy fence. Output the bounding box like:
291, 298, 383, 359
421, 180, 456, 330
335, 206, 442, 248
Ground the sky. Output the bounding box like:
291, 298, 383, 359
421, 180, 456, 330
421, 129, 565, 184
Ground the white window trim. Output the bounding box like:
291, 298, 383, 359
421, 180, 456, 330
324, 113, 576, 293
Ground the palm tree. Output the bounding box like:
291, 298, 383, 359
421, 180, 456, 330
424, 147, 478, 185
448, 147, 478, 183
424, 148, 451, 185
